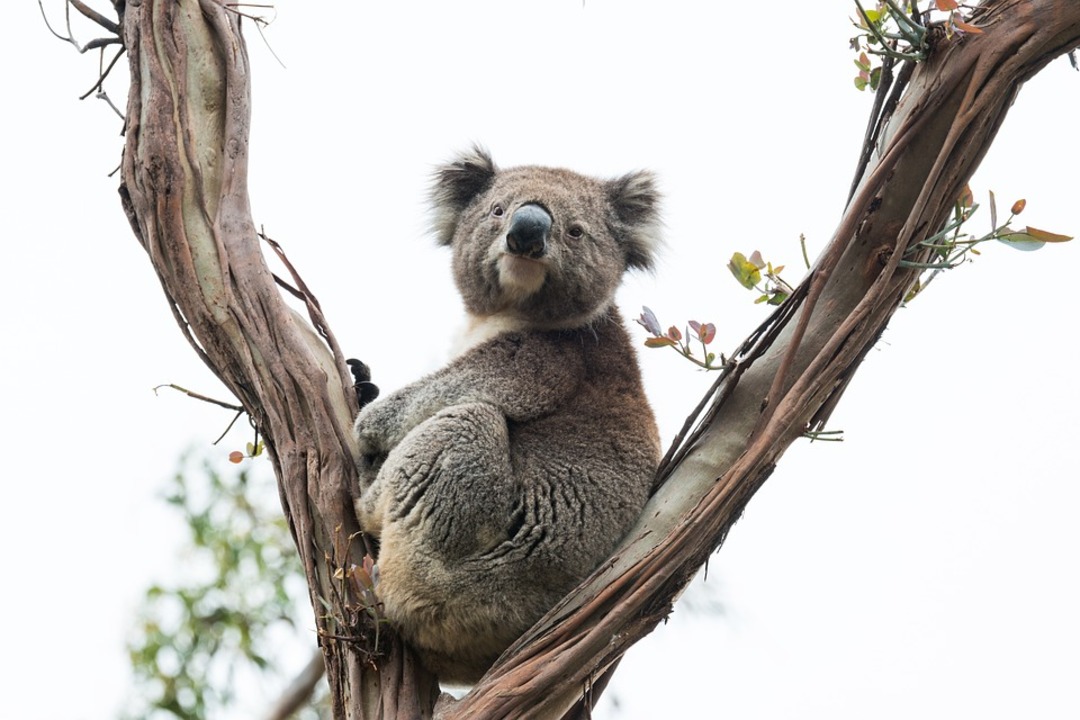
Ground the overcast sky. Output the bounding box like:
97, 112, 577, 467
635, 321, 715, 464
5, 2, 1079, 718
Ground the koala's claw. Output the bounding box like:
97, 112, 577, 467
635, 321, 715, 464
347, 358, 380, 409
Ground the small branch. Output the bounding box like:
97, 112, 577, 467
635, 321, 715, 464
152, 383, 244, 412
152, 383, 248, 445
93, 89, 126, 120
849, 51, 897, 203
79, 46, 126, 100
70, 0, 119, 34
39, 0, 123, 54
260, 230, 357, 413
262, 649, 326, 720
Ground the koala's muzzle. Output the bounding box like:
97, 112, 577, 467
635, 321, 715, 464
506, 204, 551, 259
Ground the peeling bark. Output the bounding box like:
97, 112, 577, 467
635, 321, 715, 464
114, 1, 1079, 719
120, 1, 438, 717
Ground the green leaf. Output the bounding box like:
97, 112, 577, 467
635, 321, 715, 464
997, 232, 1044, 251
767, 290, 790, 306
870, 66, 882, 90
998, 226, 1073, 251
727, 252, 762, 289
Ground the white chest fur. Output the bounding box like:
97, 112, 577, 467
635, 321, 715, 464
451, 313, 533, 357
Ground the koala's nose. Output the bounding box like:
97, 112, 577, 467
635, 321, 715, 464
506, 204, 552, 259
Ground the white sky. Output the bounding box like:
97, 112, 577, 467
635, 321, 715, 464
4, 2, 1079, 719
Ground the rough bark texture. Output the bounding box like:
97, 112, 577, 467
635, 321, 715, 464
115, 1, 1079, 719
118, 2, 438, 718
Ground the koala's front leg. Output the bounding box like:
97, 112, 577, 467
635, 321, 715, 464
352, 388, 418, 534
362, 401, 518, 560
353, 375, 449, 484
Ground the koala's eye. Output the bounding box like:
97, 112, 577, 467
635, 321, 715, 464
567, 224, 585, 239
491, 203, 505, 217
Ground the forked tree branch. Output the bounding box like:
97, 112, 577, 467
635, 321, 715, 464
112, 1, 1079, 719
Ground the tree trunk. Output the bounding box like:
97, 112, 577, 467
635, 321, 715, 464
115, 1, 1080, 718
118, 2, 437, 717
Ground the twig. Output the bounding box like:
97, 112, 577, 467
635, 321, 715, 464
260, 230, 357, 413
39, 0, 123, 54
261, 649, 326, 720
153, 383, 244, 411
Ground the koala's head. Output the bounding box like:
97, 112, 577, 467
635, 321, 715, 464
431, 146, 661, 329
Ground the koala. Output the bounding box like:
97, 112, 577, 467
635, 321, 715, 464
352, 147, 661, 684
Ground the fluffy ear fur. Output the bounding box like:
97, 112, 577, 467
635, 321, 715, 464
607, 171, 662, 271
430, 146, 498, 246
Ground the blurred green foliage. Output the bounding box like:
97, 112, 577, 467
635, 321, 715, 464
121, 456, 327, 720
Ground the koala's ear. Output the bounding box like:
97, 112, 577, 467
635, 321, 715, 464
608, 170, 662, 271
430, 146, 498, 246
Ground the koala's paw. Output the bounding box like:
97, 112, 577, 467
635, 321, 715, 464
347, 358, 380, 409
353, 393, 408, 471
353, 420, 385, 471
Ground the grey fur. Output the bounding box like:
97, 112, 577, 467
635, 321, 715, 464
354, 147, 661, 684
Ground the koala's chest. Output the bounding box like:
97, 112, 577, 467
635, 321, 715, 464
451, 313, 535, 357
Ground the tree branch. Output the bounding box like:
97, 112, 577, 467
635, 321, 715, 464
447, 2, 1080, 717
263, 650, 326, 720
118, 1, 438, 717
